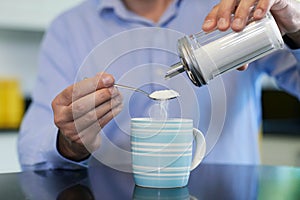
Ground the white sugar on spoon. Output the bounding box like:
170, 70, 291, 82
114, 84, 179, 101
149, 89, 179, 100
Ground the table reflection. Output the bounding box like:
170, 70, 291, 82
188, 164, 258, 199
88, 159, 135, 200
14, 157, 300, 200
57, 184, 94, 200
18, 170, 89, 200
133, 186, 190, 200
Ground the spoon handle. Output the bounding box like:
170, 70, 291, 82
114, 84, 150, 96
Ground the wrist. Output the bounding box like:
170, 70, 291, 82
57, 130, 90, 162
283, 30, 300, 49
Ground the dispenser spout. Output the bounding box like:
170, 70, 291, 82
164, 62, 185, 80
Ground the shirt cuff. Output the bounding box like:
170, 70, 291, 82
43, 125, 89, 170
283, 34, 300, 50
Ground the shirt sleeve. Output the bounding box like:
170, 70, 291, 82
256, 46, 300, 100
17, 16, 89, 171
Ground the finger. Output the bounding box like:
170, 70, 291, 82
61, 116, 103, 146
72, 86, 120, 119
59, 123, 81, 143
52, 87, 120, 130
71, 103, 123, 150
80, 130, 102, 153
74, 121, 102, 152
254, 0, 273, 19
73, 94, 123, 132
216, 0, 237, 31
77, 101, 123, 141
98, 103, 124, 128
52, 98, 74, 128
72, 72, 115, 103
66, 102, 123, 152
202, 5, 219, 32
237, 64, 249, 71
54, 73, 115, 107
52, 89, 110, 126
232, 0, 258, 31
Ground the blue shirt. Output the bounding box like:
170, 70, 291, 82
18, 0, 300, 171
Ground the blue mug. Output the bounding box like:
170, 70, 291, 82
131, 118, 206, 188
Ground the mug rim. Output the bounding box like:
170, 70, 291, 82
131, 118, 192, 123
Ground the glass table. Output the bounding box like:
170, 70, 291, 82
0, 159, 299, 199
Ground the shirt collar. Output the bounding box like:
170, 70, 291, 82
96, 0, 183, 26
97, 0, 123, 12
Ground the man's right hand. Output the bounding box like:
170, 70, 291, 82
52, 72, 123, 161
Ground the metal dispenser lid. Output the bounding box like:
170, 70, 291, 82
165, 36, 207, 87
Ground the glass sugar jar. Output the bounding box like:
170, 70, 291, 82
165, 12, 284, 86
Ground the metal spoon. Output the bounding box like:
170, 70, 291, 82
114, 84, 179, 101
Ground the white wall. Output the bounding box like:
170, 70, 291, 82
0, 132, 20, 173
0, 29, 43, 96
0, 0, 83, 31
261, 135, 300, 167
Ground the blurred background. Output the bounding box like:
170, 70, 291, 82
0, 0, 299, 173
0, 0, 83, 173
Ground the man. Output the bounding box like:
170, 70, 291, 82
18, 0, 300, 170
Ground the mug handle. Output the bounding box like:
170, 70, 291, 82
190, 128, 206, 171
